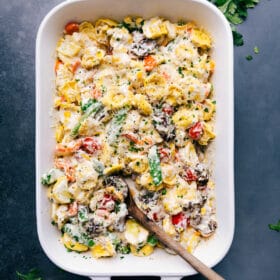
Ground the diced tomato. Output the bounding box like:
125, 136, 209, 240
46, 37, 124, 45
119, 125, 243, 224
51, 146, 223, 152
68, 201, 78, 216
101, 194, 114, 207
64, 22, 79, 35
171, 212, 185, 225
71, 60, 81, 73
144, 55, 157, 72
54, 59, 63, 74
122, 133, 140, 144
54, 158, 76, 182
159, 147, 170, 160
153, 212, 158, 222
184, 167, 198, 182
92, 88, 102, 99
162, 104, 173, 115
104, 194, 112, 200
81, 137, 101, 154
188, 122, 203, 140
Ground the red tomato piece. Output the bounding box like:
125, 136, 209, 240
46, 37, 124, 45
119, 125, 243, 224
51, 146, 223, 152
144, 55, 157, 72
81, 137, 101, 154
184, 167, 198, 182
65, 22, 79, 35
153, 212, 158, 222
71, 60, 81, 73
171, 212, 185, 225
159, 147, 170, 160
188, 122, 203, 140
122, 133, 140, 144
68, 201, 78, 216
162, 104, 173, 115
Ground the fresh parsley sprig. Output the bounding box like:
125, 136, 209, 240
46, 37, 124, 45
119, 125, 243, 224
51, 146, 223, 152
16, 268, 42, 280
208, 0, 259, 46
268, 220, 280, 232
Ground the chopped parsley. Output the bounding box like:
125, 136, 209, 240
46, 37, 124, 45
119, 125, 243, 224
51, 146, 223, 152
177, 20, 186, 26
114, 201, 121, 213
246, 55, 253, 61
161, 188, 167, 195
178, 67, 184, 78
147, 235, 158, 246
254, 46, 259, 54
88, 239, 95, 247
41, 174, 51, 185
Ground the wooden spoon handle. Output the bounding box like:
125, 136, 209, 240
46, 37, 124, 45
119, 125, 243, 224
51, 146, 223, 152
128, 197, 224, 280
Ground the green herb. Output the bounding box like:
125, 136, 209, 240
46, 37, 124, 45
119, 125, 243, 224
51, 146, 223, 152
41, 169, 63, 185
116, 243, 131, 254
63, 223, 93, 246
232, 30, 244, 46
177, 20, 186, 26
71, 101, 102, 137
114, 201, 121, 213
107, 107, 129, 145
128, 141, 144, 152
147, 235, 158, 246
118, 21, 142, 33
41, 174, 51, 185
254, 46, 259, 54
161, 188, 167, 195
81, 98, 95, 112
204, 108, 209, 113
78, 206, 89, 223
268, 220, 280, 232
88, 239, 95, 247
246, 55, 253, 61
208, 0, 259, 46
148, 146, 163, 186
16, 268, 42, 280
178, 67, 184, 78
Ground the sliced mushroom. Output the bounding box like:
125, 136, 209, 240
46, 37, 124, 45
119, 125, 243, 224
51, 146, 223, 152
152, 107, 175, 141
130, 31, 157, 58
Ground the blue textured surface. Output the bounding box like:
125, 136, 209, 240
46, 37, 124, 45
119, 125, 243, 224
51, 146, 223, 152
0, 0, 280, 279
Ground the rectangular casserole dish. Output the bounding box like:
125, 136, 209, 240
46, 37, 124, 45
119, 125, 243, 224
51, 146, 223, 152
36, 0, 234, 279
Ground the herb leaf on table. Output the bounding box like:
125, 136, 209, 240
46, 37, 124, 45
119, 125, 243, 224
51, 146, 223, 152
268, 220, 280, 232
16, 268, 42, 280
208, 0, 259, 46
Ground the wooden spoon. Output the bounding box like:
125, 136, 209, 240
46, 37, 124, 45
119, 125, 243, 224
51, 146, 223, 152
125, 187, 224, 280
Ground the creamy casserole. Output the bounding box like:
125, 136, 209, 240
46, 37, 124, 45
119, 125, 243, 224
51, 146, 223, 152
41, 16, 217, 259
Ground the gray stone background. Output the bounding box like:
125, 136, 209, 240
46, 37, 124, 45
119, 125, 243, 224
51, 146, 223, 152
0, 0, 279, 279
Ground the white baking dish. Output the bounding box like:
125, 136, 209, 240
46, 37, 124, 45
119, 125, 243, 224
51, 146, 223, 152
36, 0, 234, 279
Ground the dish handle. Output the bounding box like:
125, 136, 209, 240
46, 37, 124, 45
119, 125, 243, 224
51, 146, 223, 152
89, 277, 182, 280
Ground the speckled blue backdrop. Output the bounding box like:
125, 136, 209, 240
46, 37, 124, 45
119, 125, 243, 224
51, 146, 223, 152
0, 0, 280, 279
